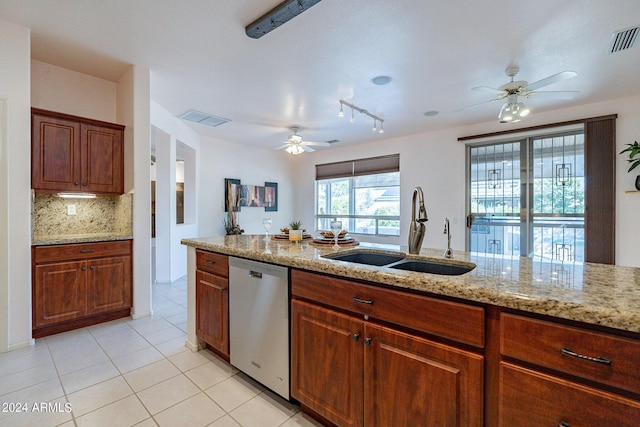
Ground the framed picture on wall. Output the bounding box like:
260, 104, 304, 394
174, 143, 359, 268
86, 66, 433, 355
264, 182, 278, 212
225, 178, 241, 212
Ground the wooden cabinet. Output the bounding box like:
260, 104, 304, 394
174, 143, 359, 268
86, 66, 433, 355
32, 240, 132, 337
499, 363, 640, 426
291, 270, 484, 427
32, 108, 124, 194
291, 300, 364, 427
195, 250, 229, 358
499, 313, 640, 427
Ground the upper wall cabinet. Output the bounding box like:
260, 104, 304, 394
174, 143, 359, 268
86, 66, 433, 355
32, 108, 125, 194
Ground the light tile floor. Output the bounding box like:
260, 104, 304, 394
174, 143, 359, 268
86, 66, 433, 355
0, 277, 324, 427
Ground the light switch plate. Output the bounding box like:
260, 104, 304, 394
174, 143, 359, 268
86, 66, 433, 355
67, 205, 76, 215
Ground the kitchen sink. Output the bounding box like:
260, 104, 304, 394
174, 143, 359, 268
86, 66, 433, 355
388, 260, 475, 276
322, 250, 406, 266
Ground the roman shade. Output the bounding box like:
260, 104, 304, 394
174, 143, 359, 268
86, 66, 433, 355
316, 154, 400, 180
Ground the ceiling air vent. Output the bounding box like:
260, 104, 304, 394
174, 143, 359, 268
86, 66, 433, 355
608, 25, 639, 54
179, 110, 230, 127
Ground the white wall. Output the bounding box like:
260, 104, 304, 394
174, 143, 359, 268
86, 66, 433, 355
150, 102, 200, 282
294, 95, 640, 268
0, 20, 32, 351
198, 136, 295, 238
118, 66, 152, 318
31, 60, 117, 121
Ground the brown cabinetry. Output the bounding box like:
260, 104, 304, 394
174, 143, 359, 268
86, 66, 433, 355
195, 250, 229, 358
32, 240, 132, 337
291, 270, 484, 427
499, 313, 640, 427
32, 108, 124, 194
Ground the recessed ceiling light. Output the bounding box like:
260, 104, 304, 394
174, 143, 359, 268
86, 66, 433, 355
372, 76, 392, 85
423, 111, 439, 116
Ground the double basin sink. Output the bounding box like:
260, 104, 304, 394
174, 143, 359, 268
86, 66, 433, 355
322, 250, 475, 276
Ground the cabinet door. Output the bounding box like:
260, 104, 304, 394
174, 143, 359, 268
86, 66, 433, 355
81, 124, 124, 194
499, 362, 640, 427
87, 256, 132, 314
291, 299, 364, 427
196, 270, 229, 357
32, 114, 81, 191
364, 323, 484, 427
33, 261, 87, 327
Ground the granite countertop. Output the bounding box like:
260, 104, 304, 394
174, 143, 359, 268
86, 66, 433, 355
181, 235, 640, 334
32, 233, 133, 246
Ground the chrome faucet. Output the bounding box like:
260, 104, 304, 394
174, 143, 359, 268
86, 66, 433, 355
443, 217, 453, 258
408, 187, 428, 254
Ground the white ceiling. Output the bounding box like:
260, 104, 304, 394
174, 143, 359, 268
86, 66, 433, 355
1, 0, 639, 150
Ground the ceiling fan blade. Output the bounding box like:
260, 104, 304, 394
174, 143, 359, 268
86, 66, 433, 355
302, 145, 315, 153
472, 85, 502, 93
302, 141, 330, 147
526, 71, 577, 91
273, 144, 290, 150
531, 90, 580, 100
455, 98, 500, 112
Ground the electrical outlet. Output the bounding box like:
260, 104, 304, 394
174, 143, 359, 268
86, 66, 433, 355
67, 205, 76, 215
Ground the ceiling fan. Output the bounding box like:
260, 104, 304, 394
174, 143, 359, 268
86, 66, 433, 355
274, 127, 330, 154
458, 65, 579, 123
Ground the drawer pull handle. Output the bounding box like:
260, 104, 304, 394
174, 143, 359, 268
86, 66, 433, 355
558, 422, 570, 427
205, 260, 215, 265
81, 266, 87, 271
80, 249, 95, 253
364, 337, 372, 346
90, 266, 96, 270
352, 333, 360, 342
560, 347, 611, 365
352, 296, 373, 305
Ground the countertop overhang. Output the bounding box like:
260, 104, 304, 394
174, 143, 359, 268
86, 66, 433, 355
182, 235, 640, 334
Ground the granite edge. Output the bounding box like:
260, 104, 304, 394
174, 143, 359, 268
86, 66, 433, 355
182, 238, 640, 334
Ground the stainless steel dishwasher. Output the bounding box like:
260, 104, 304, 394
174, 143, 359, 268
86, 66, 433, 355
228, 256, 289, 399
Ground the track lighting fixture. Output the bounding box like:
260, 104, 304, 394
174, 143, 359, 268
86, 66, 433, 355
338, 100, 385, 134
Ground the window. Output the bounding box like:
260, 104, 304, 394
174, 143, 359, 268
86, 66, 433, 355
315, 155, 400, 236
467, 131, 586, 261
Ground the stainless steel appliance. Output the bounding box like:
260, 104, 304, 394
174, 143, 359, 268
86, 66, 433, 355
228, 257, 290, 399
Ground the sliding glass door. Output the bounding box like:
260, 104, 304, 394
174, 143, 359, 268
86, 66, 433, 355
467, 131, 585, 261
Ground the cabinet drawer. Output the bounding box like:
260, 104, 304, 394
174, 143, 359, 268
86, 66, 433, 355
501, 313, 640, 394
499, 362, 640, 427
34, 240, 132, 263
292, 269, 484, 347
196, 250, 228, 277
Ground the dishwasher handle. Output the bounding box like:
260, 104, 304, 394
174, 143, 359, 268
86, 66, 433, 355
249, 270, 263, 279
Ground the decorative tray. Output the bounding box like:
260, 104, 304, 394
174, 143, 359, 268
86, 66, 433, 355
272, 233, 313, 240
310, 236, 360, 246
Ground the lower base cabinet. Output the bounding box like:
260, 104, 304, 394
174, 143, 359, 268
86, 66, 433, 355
32, 240, 132, 337
196, 270, 229, 357
499, 363, 640, 426
291, 299, 484, 427
194, 250, 229, 359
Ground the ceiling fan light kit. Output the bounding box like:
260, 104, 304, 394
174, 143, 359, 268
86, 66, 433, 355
275, 126, 331, 155
338, 100, 385, 134
459, 65, 578, 124
498, 95, 530, 123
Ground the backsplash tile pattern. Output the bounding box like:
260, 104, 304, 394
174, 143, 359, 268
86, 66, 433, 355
32, 192, 133, 239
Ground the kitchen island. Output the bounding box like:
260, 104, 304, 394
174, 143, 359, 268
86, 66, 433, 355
182, 235, 640, 427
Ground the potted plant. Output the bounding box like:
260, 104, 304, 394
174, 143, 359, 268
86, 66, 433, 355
620, 140, 640, 190
289, 220, 303, 242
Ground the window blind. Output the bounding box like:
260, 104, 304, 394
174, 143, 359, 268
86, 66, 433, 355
316, 154, 399, 180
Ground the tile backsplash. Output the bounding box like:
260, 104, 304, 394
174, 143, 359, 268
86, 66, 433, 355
32, 192, 133, 238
